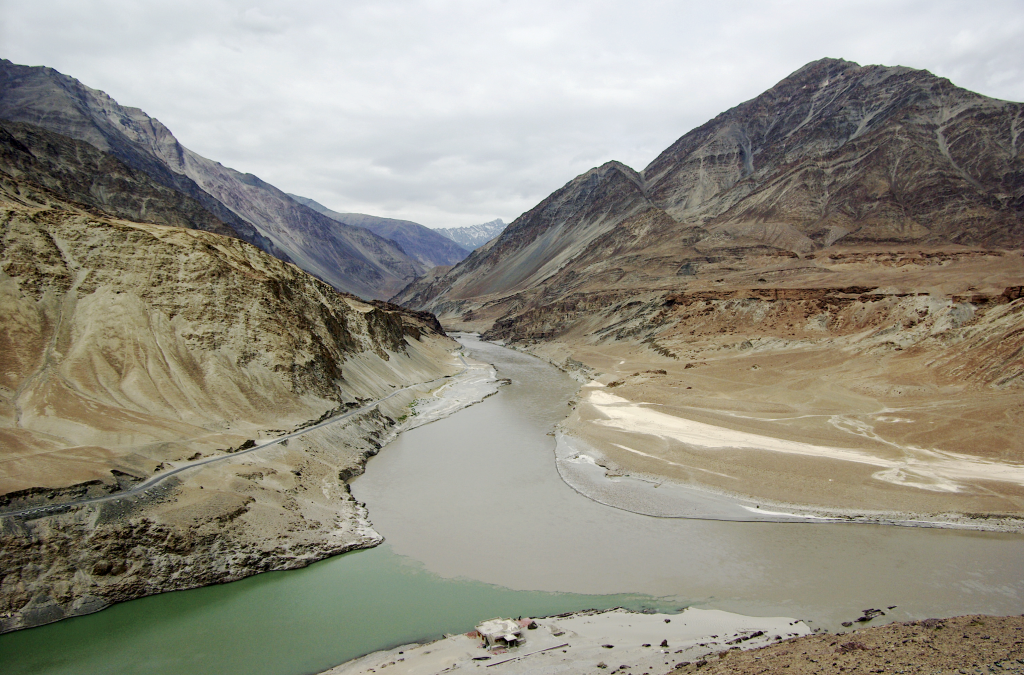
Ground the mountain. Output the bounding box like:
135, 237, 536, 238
0, 169, 461, 631
393, 59, 1024, 520
288, 194, 471, 267
0, 119, 250, 242
434, 218, 507, 250
642, 57, 1023, 247
0, 59, 426, 300
396, 58, 1023, 321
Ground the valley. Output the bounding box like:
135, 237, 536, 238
0, 170, 504, 633
399, 59, 1024, 527
0, 50, 1022, 675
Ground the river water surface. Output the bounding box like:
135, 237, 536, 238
353, 336, 1024, 627
1, 335, 1022, 674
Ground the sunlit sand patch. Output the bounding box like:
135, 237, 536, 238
586, 390, 1024, 492
609, 442, 736, 479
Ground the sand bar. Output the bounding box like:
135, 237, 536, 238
322, 608, 811, 675
584, 388, 1024, 493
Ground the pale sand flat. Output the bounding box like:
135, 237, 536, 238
322, 608, 810, 675
583, 389, 1024, 493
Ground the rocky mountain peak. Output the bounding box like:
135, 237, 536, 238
642, 58, 1022, 245
396, 56, 1022, 324
433, 218, 507, 251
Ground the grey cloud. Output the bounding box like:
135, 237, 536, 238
3, 0, 1023, 228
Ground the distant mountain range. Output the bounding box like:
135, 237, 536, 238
0, 59, 429, 300
287, 194, 471, 268
434, 219, 507, 250
288, 194, 506, 263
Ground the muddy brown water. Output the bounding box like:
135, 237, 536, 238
1, 335, 1021, 675
352, 335, 1024, 629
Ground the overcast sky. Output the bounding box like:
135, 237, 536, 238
3, 0, 1024, 229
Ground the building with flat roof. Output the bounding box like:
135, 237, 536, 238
475, 618, 524, 649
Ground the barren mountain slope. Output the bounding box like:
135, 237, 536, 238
0, 59, 426, 299
0, 176, 463, 632
289, 194, 471, 268
644, 58, 1024, 247
394, 161, 656, 311
0, 119, 243, 241
395, 59, 1024, 522
0, 61, 282, 259
434, 218, 507, 250
398, 58, 1022, 319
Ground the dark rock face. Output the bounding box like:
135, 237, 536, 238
394, 161, 653, 306
0, 62, 282, 259
0, 59, 426, 300
643, 58, 1024, 248
0, 120, 247, 242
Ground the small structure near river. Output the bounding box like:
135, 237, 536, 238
476, 618, 525, 649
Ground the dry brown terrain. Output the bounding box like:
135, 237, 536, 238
396, 60, 1024, 524
670, 615, 1024, 675
451, 246, 1024, 524
517, 253, 1024, 523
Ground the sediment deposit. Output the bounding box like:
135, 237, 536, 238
324, 610, 1024, 675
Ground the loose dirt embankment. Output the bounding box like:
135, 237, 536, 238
669, 614, 1024, 675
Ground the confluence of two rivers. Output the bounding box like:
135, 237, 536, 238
2, 335, 1022, 675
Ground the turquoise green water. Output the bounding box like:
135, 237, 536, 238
5, 335, 1023, 675
0, 544, 673, 675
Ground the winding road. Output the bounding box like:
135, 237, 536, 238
1, 359, 470, 520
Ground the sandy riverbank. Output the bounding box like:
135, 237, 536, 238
322, 610, 1024, 675
322, 607, 812, 675
508, 337, 1024, 532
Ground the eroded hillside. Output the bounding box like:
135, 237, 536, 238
0, 175, 465, 632
0, 59, 428, 300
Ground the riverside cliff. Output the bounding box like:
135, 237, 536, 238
0, 169, 462, 632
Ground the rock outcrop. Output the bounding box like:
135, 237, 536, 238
0, 119, 256, 244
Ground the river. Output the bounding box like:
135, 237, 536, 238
1, 335, 1021, 674
353, 335, 1024, 626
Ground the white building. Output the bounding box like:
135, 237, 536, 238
475, 618, 525, 649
